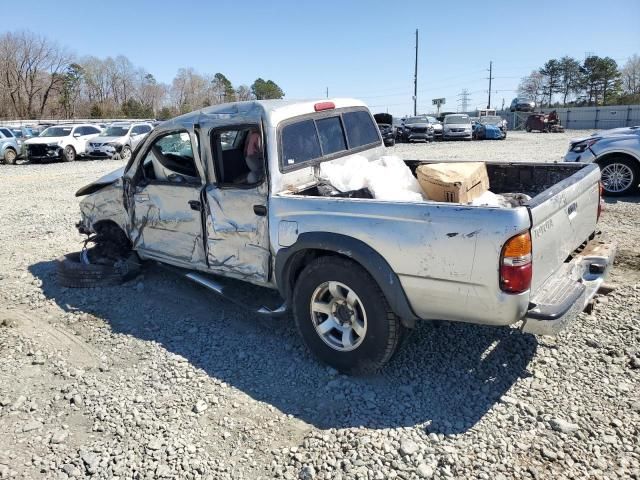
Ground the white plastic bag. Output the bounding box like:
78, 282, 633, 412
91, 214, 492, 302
470, 191, 511, 207
320, 154, 428, 202
367, 156, 427, 202
319, 155, 369, 192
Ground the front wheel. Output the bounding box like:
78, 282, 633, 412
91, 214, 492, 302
3, 148, 17, 164
293, 257, 404, 374
598, 157, 639, 196
63, 145, 76, 162
120, 145, 132, 160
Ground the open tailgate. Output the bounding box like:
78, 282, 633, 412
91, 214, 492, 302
527, 164, 601, 294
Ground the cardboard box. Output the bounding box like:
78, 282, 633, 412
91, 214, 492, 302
416, 162, 489, 203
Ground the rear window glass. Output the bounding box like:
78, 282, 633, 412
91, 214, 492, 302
280, 108, 381, 171
316, 117, 346, 155
282, 120, 322, 166
342, 111, 380, 148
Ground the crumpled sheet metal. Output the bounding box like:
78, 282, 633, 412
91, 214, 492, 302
204, 183, 270, 284
130, 185, 207, 265
79, 183, 129, 233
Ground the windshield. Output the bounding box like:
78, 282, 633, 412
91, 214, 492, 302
480, 116, 502, 124
40, 127, 72, 137
445, 115, 470, 124
426, 117, 437, 123
102, 126, 130, 137
405, 116, 428, 124
11, 129, 23, 138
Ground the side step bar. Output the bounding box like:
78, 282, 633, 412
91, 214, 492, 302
184, 272, 288, 317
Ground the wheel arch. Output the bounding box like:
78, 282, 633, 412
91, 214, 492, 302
594, 151, 640, 167
275, 232, 418, 326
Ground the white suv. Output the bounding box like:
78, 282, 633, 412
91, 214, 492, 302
87, 122, 153, 160
24, 124, 102, 162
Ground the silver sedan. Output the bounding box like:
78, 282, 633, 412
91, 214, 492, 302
564, 127, 640, 196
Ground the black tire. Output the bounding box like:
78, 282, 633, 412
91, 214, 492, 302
292, 256, 404, 374
63, 145, 76, 162
597, 156, 640, 197
525, 127, 532, 132
4, 148, 17, 164
57, 252, 141, 288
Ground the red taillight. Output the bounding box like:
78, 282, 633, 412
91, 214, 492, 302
500, 231, 532, 294
597, 181, 604, 222
314, 101, 335, 112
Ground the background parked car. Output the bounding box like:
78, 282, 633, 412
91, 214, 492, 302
24, 124, 101, 162
87, 122, 153, 159
373, 113, 395, 147
564, 127, 640, 196
8, 126, 34, 157
442, 114, 472, 140
510, 97, 536, 112
0, 127, 20, 164
475, 115, 507, 139
397, 115, 434, 143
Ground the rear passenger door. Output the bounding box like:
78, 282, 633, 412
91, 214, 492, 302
204, 124, 271, 285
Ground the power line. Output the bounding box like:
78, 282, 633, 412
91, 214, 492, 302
457, 89, 471, 112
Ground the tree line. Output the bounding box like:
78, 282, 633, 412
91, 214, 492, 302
0, 30, 285, 120
518, 54, 640, 108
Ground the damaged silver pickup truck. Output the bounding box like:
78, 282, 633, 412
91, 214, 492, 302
71, 98, 615, 373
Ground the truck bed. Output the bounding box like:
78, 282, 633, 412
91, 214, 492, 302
273, 161, 601, 326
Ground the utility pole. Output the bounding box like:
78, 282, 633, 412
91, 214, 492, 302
413, 29, 418, 116
326, 87, 328, 99
458, 89, 471, 113
486, 61, 494, 109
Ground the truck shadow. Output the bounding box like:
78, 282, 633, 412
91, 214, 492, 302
30, 260, 537, 434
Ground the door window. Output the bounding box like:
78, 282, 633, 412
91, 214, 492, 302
211, 126, 265, 186
141, 131, 200, 184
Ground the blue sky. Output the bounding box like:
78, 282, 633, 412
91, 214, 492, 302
4, 0, 639, 116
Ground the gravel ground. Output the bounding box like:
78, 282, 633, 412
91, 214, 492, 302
0, 132, 639, 480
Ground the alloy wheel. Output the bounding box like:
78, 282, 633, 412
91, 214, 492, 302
310, 281, 367, 352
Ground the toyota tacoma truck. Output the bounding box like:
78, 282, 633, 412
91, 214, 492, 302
72, 98, 615, 374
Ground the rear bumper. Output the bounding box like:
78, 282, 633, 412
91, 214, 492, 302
522, 234, 616, 336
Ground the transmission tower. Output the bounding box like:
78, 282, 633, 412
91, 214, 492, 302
457, 89, 471, 113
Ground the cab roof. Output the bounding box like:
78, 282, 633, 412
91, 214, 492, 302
160, 98, 369, 130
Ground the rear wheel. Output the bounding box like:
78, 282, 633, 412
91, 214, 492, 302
63, 145, 76, 162
3, 148, 17, 164
598, 157, 639, 196
292, 256, 404, 374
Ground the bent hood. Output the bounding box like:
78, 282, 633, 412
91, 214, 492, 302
25, 136, 67, 145
76, 166, 125, 197
91, 135, 126, 144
